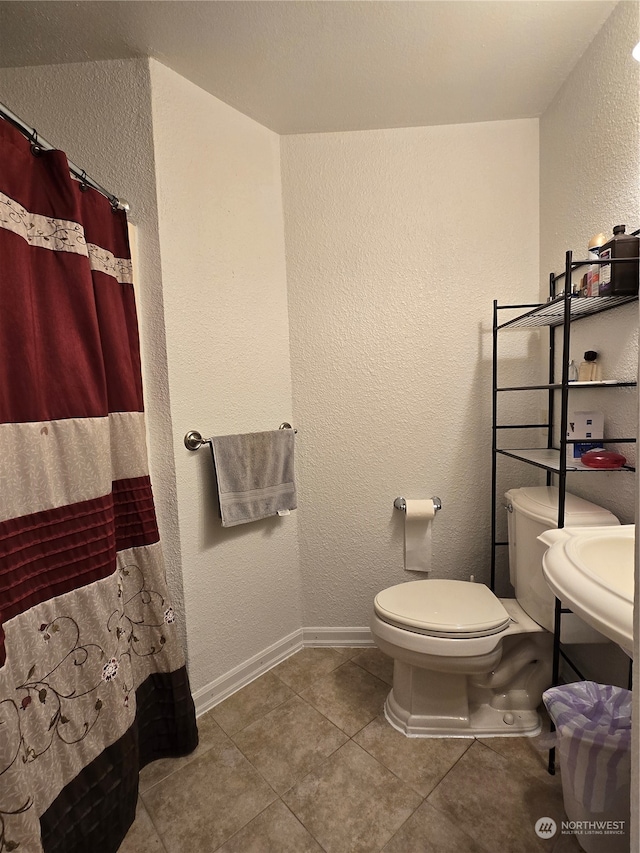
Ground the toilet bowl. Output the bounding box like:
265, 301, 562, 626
371, 487, 620, 738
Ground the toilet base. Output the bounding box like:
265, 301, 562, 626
383, 687, 542, 738
379, 626, 552, 738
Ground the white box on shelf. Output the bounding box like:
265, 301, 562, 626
566, 411, 604, 462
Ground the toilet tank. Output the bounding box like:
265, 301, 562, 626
504, 486, 619, 631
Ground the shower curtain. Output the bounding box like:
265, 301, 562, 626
0, 119, 198, 852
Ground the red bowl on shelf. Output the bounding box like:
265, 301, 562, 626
580, 449, 627, 469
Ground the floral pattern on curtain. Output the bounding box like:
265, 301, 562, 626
0, 118, 198, 853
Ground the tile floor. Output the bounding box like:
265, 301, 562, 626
122, 647, 584, 853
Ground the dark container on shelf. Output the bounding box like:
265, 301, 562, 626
598, 225, 639, 296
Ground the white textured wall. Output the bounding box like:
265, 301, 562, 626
540, 0, 640, 525
282, 120, 540, 627
0, 59, 187, 648
148, 61, 301, 692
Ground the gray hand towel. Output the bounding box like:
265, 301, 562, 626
210, 429, 297, 527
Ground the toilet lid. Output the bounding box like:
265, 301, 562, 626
374, 580, 511, 638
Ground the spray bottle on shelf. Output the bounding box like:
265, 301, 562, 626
586, 233, 606, 297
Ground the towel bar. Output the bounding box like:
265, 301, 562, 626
184, 423, 297, 451
184, 430, 209, 451
394, 496, 442, 513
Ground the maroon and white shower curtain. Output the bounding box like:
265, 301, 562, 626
0, 118, 197, 852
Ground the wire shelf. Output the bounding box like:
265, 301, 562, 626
496, 448, 635, 473
497, 295, 637, 330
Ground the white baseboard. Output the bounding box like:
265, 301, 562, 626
192, 626, 373, 717
192, 628, 303, 717
303, 626, 374, 647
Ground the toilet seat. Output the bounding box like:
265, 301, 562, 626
374, 579, 511, 638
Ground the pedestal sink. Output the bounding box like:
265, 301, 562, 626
538, 525, 635, 657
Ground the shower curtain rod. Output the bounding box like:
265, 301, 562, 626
0, 100, 129, 212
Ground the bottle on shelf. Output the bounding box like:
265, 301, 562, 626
598, 225, 640, 296
586, 233, 606, 296
578, 350, 601, 382
568, 359, 579, 382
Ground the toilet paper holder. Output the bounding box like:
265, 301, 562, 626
394, 496, 442, 513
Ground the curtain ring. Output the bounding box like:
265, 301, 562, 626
79, 170, 89, 192
29, 129, 42, 157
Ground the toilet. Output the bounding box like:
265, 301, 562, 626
371, 486, 620, 737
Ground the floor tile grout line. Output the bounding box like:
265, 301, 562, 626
348, 730, 431, 800
423, 740, 499, 853
421, 736, 476, 796
293, 660, 392, 736
273, 649, 393, 698
279, 798, 330, 853
277, 734, 353, 799
209, 799, 278, 853
374, 796, 426, 853
137, 730, 234, 794
479, 732, 562, 787
140, 671, 339, 795
227, 697, 352, 808
344, 729, 432, 852
226, 690, 353, 760
474, 736, 563, 788
226, 732, 285, 799
275, 737, 422, 853
138, 668, 303, 794
220, 690, 297, 738
424, 739, 567, 853
278, 667, 343, 696
348, 656, 394, 688
162, 656, 392, 804
424, 796, 496, 853
136, 794, 172, 853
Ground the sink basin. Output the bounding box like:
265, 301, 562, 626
539, 525, 635, 656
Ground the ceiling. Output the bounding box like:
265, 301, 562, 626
0, 1, 618, 135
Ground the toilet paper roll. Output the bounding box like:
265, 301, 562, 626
404, 499, 436, 573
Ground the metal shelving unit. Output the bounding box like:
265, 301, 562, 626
490, 250, 638, 773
